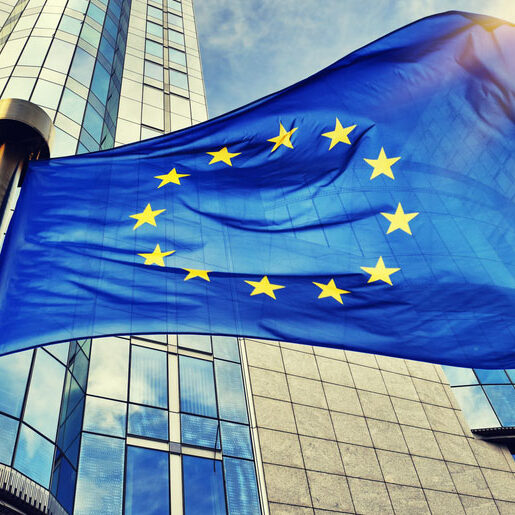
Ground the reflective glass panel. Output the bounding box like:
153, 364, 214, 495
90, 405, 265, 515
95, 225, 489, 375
74, 433, 124, 515
147, 5, 162, 20
224, 457, 261, 514
506, 370, 515, 383
183, 455, 226, 514
168, 13, 182, 27
169, 47, 186, 66
31, 79, 63, 110
213, 336, 240, 362
45, 342, 70, 364
69, 47, 95, 86
87, 3, 105, 24
88, 338, 129, 401
0, 413, 18, 465
125, 447, 169, 515
145, 39, 163, 58
0, 349, 32, 417
52, 128, 77, 158
18, 37, 51, 66
475, 369, 510, 384
83, 104, 103, 141
59, 15, 82, 35
70, 347, 89, 390
442, 365, 478, 386
169, 69, 188, 89
169, 0, 181, 11
452, 386, 499, 429
59, 88, 87, 124
81, 23, 101, 47
145, 60, 163, 81
14, 424, 54, 488
130, 345, 167, 408
2, 77, 36, 101
215, 360, 248, 423
181, 414, 220, 450
52, 455, 76, 514
484, 385, 515, 426
24, 350, 65, 440
168, 29, 184, 45
146, 21, 163, 38
178, 334, 211, 353
128, 404, 168, 440
91, 63, 110, 103
179, 356, 217, 418
67, 0, 88, 12
44, 39, 75, 73
221, 422, 252, 459
83, 396, 126, 437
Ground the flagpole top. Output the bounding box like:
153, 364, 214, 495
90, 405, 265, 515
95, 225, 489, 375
0, 98, 54, 160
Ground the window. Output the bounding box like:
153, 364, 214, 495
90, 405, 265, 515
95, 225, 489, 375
88, 338, 129, 401
475, 369, 510, 384
183, 455, 226, 514
442, 365, 477, 386
31, 79, 63, 111
178, 334, 211, 353
452, 386, 499, 429
168, 12, 182, 27
168, 28, 184, 45
146, 20, 163, 38
59, 88, 87, 124
221, 421, 252, 459
484, 385, 515, 426
14, 424, 54, 488
130, 346, 167, 408
91, 63, 110, 103
147, 5, 162, 21
0, 349, 32, 417
69, 47, 96, 86
0, 414, 18, 465
83, 396, 126, 437
80, 23, 101, 47
181, 414, 220, 449
23, 350, 65, 440
145, 39, 163, 58
224, 457, 261, 514
83, 104, 104, 142
74, 433, 124, 515
213, 336, 240, 362
87, 3, 105, 25
59, 15, 82, 35
168, 0, 181, 12
169, 69, 188, 89
125, 447, 169, 515
44, 39, 75, 73
128, 404, 168, 440
215, 360, 248, 423
169, 47, 186, 66
144, 60, 163, 81
180, 356, 217, 417
18, 37, 51, 66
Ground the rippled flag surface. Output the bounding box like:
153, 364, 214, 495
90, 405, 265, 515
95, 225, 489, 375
0, 11, 514, 367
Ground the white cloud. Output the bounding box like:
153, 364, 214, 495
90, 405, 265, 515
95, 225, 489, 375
195, 0, 515, 117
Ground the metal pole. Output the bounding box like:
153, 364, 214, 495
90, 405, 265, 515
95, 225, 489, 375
0, 98, 54, 248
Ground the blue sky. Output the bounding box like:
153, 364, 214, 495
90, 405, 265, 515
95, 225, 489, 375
195, 1, 515, 118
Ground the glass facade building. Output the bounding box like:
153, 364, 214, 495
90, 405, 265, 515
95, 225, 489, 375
0, 0, 515, 513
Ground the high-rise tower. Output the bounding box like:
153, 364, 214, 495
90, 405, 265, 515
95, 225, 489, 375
0, 1, 514, 514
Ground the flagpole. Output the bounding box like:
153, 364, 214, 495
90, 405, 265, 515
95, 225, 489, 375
0, 98, 54, 250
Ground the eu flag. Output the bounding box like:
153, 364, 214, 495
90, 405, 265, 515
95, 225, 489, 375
0, 12, 514, 367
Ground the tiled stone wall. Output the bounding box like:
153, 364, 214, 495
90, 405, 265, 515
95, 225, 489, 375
242, 338, 515, 514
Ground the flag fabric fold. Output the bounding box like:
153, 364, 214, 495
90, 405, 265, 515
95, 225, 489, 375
0, 11, 514, 367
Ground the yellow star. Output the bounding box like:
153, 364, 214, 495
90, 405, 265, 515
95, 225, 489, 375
313, 278, 350, 304
154, 168, 190, 188
321, 119, 357, 150
360, 256, 400, 286
183, 268, 211, 281
138, 244, 175, 266
267, 122, 298, 153
380, 202, 419, 235
129, 203, 166, 230
363, 147, 401, 180
207, 147, 241, 166
245, 276, 285, 299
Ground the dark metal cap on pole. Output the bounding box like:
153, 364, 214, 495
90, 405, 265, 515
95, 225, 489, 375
0, 98, 54, 208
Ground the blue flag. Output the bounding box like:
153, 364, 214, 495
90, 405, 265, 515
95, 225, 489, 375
0, 11, 514, 367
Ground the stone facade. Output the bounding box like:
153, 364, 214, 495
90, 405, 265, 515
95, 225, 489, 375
242, 338, 515, 514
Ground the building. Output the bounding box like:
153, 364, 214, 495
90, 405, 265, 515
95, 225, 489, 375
0, 0, 514, 513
